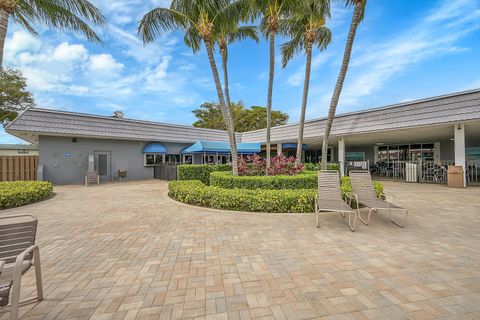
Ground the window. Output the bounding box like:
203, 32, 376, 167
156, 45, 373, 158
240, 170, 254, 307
144, 153, 164, 166
346, 152, 365, 161
165, 154, 181, 163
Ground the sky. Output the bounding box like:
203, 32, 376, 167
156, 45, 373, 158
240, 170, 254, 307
1, 0, 480, 144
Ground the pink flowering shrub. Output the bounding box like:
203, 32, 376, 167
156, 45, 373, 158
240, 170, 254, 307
238, 154, 266, 176
238, 153, 304, 176
267, 153, 304, 175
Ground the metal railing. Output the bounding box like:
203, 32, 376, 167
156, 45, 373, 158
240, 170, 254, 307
467, 160, 479, 185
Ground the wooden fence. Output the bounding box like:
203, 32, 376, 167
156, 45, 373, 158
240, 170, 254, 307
0, 156, 38, 182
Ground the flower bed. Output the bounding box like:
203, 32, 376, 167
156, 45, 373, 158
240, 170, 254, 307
210, 170, 318, 189
0, 181, 54, 210
168, 177, 384, 213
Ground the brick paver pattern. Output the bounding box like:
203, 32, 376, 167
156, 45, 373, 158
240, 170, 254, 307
1, 180, 479, 320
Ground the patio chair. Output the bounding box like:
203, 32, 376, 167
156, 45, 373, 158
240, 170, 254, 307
85, 170, 99, 186
349, 170, 408, 228
0, 215, 43, 320
315, 170, 359, 232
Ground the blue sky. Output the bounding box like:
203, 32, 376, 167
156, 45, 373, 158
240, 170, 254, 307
2, 0, 480, 144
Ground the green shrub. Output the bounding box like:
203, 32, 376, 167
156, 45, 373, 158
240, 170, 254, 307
169, 180, 317, 213
0, 181, 54, 210
340, 176, 384, 207
168, 178, 384, 213
177, 164, 231, 185
304, 163, 340, 172
210, 170, 318, 190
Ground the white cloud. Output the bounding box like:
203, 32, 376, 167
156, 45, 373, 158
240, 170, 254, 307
53, 42, 88, 62
88, 53, 124, 73
4, 31, 41, 61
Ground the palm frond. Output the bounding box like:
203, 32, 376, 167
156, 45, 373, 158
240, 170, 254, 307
314, 26, 332, 50
337, 0, 367, 21
138, 7, 193, 44
42, 0, 107, 27
16, 0, 102, 42
227, 25, 259, 44
11, 0, 106, 42
281, 33, 303, 67
184, 26, 202, 52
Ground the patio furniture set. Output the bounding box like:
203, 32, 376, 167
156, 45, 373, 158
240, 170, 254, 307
315, 170, 408, 232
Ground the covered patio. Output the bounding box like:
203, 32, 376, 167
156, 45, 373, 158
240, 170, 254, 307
1, 180, 479, 320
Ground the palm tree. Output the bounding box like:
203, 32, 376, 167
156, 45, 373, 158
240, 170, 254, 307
250, 0, 296, 171
217, 25, 258, 115
139, 0, 244, 175
320, 0, 366, 169
281, 0, 331, 164
0, 0, 106, 68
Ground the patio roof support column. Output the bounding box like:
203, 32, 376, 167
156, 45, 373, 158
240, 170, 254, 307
454, 124, 466, 187
277, 143, 282, 155
374, 145, 379, 164
338, 137, 345, 176
330, 146, 334, 162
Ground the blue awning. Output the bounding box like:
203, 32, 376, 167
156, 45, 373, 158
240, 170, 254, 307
182, 141, 261, 154
143, 142, 167, 153
282, 143, 307, 150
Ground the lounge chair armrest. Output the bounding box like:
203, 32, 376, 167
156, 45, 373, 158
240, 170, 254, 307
14, 245, 39, 271
0, 260, 4, 275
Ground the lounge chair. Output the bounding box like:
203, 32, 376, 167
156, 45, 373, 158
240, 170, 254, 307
315, 170, 359, 231
0, 215, 43, 320
349, 170, 408, 228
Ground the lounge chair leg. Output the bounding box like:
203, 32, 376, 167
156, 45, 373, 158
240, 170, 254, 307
316, 212, 319, 228
10, 264, 23, 320
341, 211, 346, 218
391, 209, 408, 228
348, 212, 356, 232
33, 247, 44, 301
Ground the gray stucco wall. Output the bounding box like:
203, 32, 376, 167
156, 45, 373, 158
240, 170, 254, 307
39, 136, 191, 185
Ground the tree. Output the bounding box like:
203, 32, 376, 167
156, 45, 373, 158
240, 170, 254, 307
139, 0, 246, 175
321, 0, 366, 169
192, 102, 288, 132
193, 101, 245, 131
138, 0, 246, 175
216, 24, 258, 118
238, 106, 288, 132
0, 0, 107, 68
0, 68, 35, 127
250, 0, 296, 171
281, 0, 331, 163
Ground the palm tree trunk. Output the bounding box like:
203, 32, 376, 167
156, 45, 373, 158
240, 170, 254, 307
205, 41, 239, 175
0, 10, 9, 69
266, 30, 275, 171
221, 47, 233, 124
321, 4, 362, 170
296, 42, 313, 164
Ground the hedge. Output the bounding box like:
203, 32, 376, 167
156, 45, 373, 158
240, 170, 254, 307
169, 180, 316, 213
210, 170, 318, 190
0, 181, 54, 210
304, 163, 340, 172
168, 178, 384, 213
177, 164, 232, 185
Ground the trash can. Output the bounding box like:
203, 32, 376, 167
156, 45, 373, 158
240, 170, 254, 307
447, 166, 464, 188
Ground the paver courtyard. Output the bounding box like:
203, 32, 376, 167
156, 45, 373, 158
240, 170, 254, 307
1, 180, 479, 320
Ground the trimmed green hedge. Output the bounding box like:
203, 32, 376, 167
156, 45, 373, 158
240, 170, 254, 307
0, 181, 54, 210
168, 177, 384, 213
210, 170, 318, 190
169, 180, 316, 213
177, 164, 232, 185
304, 163, 340, 172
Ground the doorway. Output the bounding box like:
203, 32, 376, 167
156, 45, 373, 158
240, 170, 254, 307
94, 151, 111, 182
